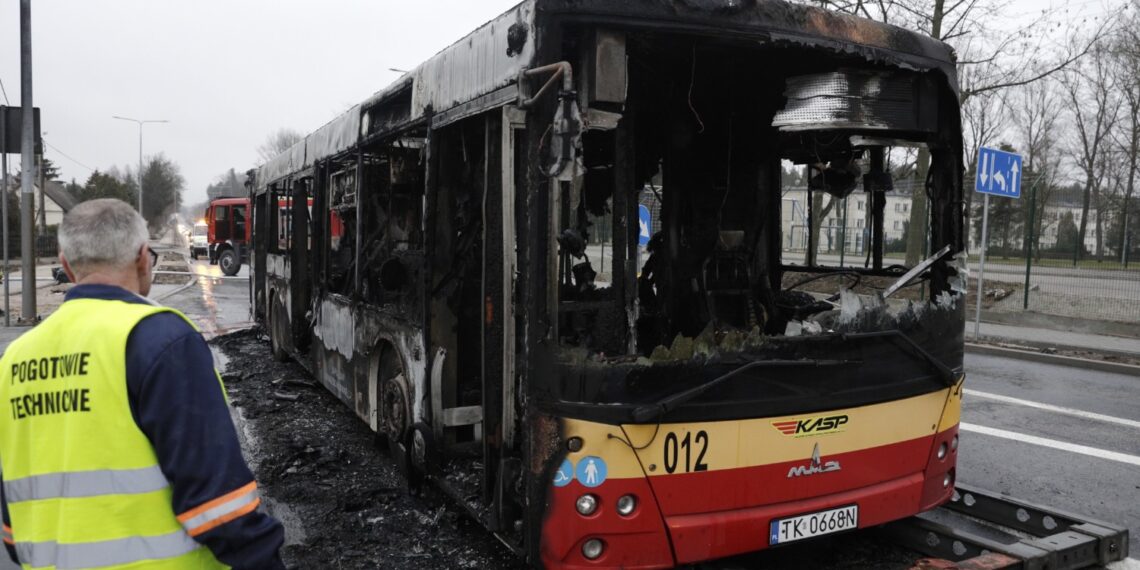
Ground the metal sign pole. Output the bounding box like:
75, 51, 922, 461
974, 193, 990, 339
20, 0, 37, 323
1, 108, 8, 327
1023, 177, 1037, 310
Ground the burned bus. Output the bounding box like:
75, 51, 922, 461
248, 1, 967, 567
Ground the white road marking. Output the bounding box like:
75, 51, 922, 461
960, 423, 1140, 468
1108, 558, 1140, 570
965, 389, 1140, 431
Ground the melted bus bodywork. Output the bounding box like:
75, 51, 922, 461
249, 1, 966, 567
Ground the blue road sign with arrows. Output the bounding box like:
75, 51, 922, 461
975, 147, 1023, 199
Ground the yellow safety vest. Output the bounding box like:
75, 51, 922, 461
0, 297, 231, 569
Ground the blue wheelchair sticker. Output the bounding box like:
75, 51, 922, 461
553, 459, 574, 487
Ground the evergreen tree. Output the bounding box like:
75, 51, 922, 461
1053, 211, 1082, 255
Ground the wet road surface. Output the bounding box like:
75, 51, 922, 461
958, 353, 1140, 550
161, 258, 252, 339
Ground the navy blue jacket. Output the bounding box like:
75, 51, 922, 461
2, 285, 285, 569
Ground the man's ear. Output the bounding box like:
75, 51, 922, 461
137, 243, 152, 273
59, 254, 77, 283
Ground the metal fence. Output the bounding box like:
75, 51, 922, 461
966, 179, 1140, 324
972, 250, 1140, 325
781, 187, 1140, 324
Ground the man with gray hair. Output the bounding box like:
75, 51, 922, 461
0, 199, 284, 569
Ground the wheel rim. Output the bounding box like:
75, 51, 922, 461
382, 376, 409, 439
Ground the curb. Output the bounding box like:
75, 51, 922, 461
965, 343, 1140, 377
153, 276, 200, 303
972, 334, 1140, 362
979, 310, 1140, 340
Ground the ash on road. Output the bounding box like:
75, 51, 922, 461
212, 330, 521, 570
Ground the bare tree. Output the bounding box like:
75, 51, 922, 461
961, 89, 1009, 235
1060, 38, 1120, 263
807, 191, 838, 265
256, 128, 304, 165
1111, 4, 1140, 259
792, 0, 1115, 264
1010, 79, 1063, 256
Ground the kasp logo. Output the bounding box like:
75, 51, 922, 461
772, 414, 849, 437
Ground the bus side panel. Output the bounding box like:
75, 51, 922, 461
311, 294, 356, 408
311, 295, 429, 436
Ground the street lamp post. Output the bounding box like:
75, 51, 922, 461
112, 116, 168, 220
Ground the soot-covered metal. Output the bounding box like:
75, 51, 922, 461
247, 1, 966, 564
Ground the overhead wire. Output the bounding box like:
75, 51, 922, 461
43, 140, 95, 173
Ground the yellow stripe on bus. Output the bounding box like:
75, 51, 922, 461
938, 377, 964, 432
560, 387, 955, 480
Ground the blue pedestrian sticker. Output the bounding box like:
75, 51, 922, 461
575, 456, 608, 488
553, 459, 574, 487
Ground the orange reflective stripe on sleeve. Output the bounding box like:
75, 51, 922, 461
2, 523, 13, 545
176, 482, 260, 537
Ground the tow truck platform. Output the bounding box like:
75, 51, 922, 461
883, 484, 1130, 570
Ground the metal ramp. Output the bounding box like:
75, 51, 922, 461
882, 484, 1130, 570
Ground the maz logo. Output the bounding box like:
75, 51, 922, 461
787, 443, 841, 478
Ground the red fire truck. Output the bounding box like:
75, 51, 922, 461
205, 197, 250, 276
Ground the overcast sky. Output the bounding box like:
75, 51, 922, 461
0, 0, 1116, 205
0, 0, 519, 205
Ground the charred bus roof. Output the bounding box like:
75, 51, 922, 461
254, 0, 957, 192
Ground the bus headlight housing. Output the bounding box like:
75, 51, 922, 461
582, 538, 605, 560
937, 442, 948, 460
576, 494, 598, 516
616, 494, 637, 516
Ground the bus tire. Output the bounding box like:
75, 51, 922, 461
219, 249, 240, 276
268, 293, 289, 362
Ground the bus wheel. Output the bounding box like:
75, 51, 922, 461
381, 372, 411, 445
219, 249, 240, 276
269, 294, 288, 362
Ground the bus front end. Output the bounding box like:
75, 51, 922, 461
542, 382, 962, 568
524, 2, 967, 567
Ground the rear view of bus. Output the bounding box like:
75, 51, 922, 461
531, 2, 966, 567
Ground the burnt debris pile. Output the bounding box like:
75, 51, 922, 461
212, 329, 520, 569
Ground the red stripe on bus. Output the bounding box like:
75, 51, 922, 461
647, 434, 935, 516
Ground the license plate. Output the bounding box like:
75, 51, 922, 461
769, 505, 859, 545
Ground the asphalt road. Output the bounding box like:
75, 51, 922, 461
959, 353, 1140, 559
162, 258, 253, 339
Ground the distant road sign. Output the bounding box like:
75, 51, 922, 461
975, 147, 1022, 199
638, 205, 652, 246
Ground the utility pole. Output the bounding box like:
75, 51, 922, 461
2, 109, 9, 327
20, 0, 35, 322
112, 116, 168, 226
37, 153, 45, 238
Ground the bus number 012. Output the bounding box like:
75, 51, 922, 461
663, 431, 709, 473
